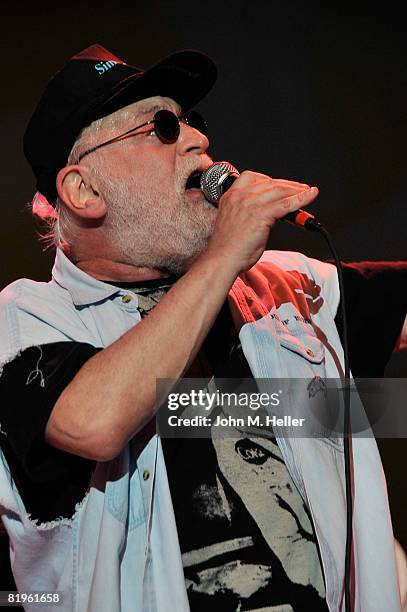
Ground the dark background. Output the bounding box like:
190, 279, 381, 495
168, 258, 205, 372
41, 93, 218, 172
0, 0, 405, 578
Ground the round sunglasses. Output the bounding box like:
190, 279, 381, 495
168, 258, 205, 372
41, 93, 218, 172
78, 109, 208, 161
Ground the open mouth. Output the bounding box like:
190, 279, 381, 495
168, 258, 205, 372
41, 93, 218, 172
185, 170, 203, 192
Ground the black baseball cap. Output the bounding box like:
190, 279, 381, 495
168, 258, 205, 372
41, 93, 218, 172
23, 44, 217, 204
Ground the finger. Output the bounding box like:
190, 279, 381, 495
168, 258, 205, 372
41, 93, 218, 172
234, 170, 271, 186
246, 183, 312, 200
280, 186, 319, 215
234, 171, 310, 191
266, 186, 319, 221
271, 178, 311, 190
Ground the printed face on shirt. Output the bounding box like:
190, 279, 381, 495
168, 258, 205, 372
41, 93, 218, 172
79, 96, 217, 274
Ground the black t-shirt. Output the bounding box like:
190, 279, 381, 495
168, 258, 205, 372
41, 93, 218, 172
0, 262, 406, 610
162, 304, 329, 610
0, 342, 99, 522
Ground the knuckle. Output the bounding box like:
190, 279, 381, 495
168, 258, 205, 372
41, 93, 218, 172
299, 187, 312, 202
240, 170, 256, 180
227, 186, 243, 202
257, 172, 273, 181
282, 198, 293, 211
297, 191, 306, 204
288, 188, 309, 207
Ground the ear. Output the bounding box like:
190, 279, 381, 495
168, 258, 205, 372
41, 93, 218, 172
56, 165, 107, 219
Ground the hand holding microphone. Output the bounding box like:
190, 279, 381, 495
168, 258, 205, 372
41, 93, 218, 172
201, 162, 320, 274
201, 162, 322, 231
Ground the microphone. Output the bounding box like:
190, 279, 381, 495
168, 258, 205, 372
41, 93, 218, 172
200, 161, 322, 232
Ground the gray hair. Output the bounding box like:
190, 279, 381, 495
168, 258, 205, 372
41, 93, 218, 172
30, 110, 127, 253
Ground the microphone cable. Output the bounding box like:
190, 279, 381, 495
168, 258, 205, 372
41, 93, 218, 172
299, 217, 352, 612
317, 225, 352, 612
289, 212, 353, 611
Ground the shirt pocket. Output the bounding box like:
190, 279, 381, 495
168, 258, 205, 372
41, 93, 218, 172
275, 327, 344, 451
275, 321, 325, 374
105, 455, 146, 531
277, 328, 325, 365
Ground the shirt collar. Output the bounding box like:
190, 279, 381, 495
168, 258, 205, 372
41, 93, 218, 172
52, 248, 120, 306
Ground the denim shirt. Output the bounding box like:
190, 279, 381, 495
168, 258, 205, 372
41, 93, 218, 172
0, 249, 401, 611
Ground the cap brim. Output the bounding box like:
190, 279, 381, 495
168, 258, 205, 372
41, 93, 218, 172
94, 50, 217, 119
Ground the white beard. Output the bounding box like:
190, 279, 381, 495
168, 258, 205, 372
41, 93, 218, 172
95, 167, 217, 274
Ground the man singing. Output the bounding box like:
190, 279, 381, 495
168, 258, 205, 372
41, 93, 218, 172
0, 44, 406, 611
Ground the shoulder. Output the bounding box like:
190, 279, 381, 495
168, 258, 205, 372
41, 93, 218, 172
234, 250, 341, 321
0, 276, 74, 323
0, 277, 80, 368
0, 276, 69, 307
258, 250, 337, 283
258, 250, 338, 302
241, 250, 340, 319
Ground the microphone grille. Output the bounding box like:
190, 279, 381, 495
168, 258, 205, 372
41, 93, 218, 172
200, 161, 240, 204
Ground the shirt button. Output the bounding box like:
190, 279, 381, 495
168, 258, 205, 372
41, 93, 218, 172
143, 469, 150, 481
306, 348, 315, 357
121, 294, 133, 303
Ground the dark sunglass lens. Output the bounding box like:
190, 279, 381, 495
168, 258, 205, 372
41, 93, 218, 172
154, 110, 180, 143
184, 110, 208, 136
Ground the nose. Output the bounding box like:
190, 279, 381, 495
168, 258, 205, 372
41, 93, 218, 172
176, 121, 209, 156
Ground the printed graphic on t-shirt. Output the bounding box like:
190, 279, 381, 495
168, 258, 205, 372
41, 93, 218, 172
167, 430, 327, 611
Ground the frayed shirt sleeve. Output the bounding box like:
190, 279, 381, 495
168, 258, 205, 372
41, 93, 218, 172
0, 341, 101, 522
